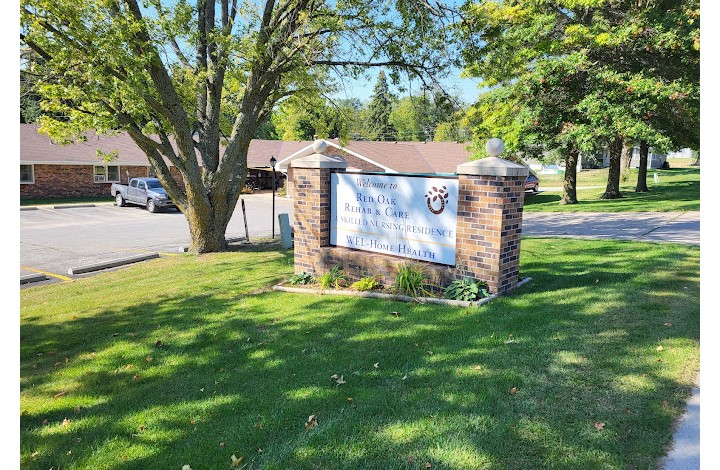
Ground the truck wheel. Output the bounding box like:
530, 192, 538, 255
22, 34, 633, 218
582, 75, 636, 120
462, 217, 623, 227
115, 193, 126, 207
147, 199, 158, 213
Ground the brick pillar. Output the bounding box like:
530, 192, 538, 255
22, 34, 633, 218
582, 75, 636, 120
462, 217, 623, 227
454, 157, 528, 294
291, 143, 348, 276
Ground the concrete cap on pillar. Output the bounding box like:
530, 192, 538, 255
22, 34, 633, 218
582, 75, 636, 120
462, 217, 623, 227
457, 138, 528, 177
457, 156, 529, 177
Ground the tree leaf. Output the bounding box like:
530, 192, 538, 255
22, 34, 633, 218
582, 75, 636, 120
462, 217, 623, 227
305, 415, 318, 430
230, 454, 245, 467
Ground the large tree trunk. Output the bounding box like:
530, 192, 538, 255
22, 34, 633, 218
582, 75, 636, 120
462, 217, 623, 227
636, 140, 649, 192
620, 142, 633, 173
601, 136, 623, 199
561, 148, 579, 204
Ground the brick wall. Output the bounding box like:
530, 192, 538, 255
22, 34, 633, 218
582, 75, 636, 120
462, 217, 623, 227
20, 164, 185, 200
454, 175, 525, 294
293, 167, 333, 274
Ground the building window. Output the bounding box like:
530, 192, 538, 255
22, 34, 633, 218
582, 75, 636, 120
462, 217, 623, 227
94, 165, 121, 183
20, 164, 34, 184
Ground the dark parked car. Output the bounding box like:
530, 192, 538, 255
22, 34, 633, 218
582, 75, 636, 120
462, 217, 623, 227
525, 171, 540, 193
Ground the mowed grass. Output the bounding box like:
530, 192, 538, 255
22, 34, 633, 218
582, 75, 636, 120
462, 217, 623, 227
21, 197, 115, 206
20, 239, 700, 469
525, 167, 700, 212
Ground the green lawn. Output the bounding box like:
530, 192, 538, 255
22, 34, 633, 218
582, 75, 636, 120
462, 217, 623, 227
526, 167, 700, 212
21, 197, 114, 206
20, 239, 700, 469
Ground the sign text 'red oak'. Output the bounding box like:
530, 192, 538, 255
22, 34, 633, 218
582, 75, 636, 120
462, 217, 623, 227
330, 173, 459, 265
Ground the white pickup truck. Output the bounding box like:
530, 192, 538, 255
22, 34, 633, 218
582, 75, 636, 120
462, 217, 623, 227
111, 177, 177, 213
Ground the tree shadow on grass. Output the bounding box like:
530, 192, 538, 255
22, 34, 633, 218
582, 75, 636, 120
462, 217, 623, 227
20, 240, 699, 469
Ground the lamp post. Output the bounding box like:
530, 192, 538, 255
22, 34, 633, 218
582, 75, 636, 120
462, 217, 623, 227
270, 156, 277, 239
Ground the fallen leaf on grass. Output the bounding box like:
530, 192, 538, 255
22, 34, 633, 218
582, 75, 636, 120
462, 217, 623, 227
662, 400, 670, 408
53, 392, 67, 399
230, 454, 244, 467
155, 340, 163, 347
305, 415, 318, 430
664, 322, 673, 327
336, 375, 346, 385
330, 374, 339, 381
594, 422, 605, 430
67, 450, 72, 456
402, 374, 408, 381
656, 345, 665, 352
182, 465, 192, 470
258, 448, 263, 454
425, 462, 432, 468
373, 362, 379, 369
347, 397, 353, 403
219, 442, 225, 448
30, 451, 39, 460
509, 387, 518, 395
146, 356, 153, 363
190, 419, 197, 425
133, 374, 141, 381
391, 311, 401, 317
62, 417, 71, 427
42, 419, 48, 425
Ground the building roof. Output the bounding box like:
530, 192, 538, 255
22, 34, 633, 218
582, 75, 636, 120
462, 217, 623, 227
20, 124, 472, 174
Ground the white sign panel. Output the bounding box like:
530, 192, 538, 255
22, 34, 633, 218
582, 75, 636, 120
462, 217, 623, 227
330, 173, 459, 265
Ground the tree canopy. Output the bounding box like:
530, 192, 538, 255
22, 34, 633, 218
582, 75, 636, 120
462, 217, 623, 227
460, 0, 699, 202
21, 0, 457, 252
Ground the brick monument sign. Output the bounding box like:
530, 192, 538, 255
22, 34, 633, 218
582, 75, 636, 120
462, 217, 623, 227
291, 139, 528, 295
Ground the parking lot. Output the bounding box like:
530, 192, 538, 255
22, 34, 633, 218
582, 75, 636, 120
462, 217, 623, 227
20, 192, 294, 285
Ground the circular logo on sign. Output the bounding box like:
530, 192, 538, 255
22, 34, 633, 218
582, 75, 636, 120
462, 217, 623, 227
425, 186, 449, 215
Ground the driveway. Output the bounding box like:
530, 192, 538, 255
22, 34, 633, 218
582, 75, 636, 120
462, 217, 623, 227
522, 211, 699, 245
20, 192, 294, 283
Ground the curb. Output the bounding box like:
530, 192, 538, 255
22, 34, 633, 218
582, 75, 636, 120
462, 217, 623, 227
20, 273, 48, 285
53, 204, 97, 209
20, 207, 39, 211
272, 277, 532, 307
68, 253, 159, 275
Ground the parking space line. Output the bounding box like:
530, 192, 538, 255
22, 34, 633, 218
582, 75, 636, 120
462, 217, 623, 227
21, 266, 72, 282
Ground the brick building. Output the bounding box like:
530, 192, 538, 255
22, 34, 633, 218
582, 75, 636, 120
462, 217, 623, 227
20, 123, 473, 200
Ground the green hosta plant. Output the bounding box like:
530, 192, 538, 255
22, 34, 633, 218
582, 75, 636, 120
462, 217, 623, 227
318, 266, 348, 289
288, 272, 314, 285
351, 276, 382, 291
444, 277, 489, 302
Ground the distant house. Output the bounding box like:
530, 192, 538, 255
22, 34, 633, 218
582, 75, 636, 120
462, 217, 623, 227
20, 124, 473, 199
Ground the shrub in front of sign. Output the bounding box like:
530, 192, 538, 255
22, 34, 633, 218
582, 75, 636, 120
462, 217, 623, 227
319, 266, 348, 289
350, 276, 382, 292
394, 262, 433, 298
444, 277, 489, 302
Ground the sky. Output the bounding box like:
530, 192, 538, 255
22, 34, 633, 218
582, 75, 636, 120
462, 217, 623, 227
331, 68, 483, 105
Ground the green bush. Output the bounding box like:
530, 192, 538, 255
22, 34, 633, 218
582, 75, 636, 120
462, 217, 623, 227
394, 263, 431, 297
318, 266, 347, 289
444, 277, 489, 302
288, 272, 314, 285
351, 276, 382, 291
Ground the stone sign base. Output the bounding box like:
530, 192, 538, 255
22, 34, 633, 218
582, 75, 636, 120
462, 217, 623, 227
321, 246, 456, 288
